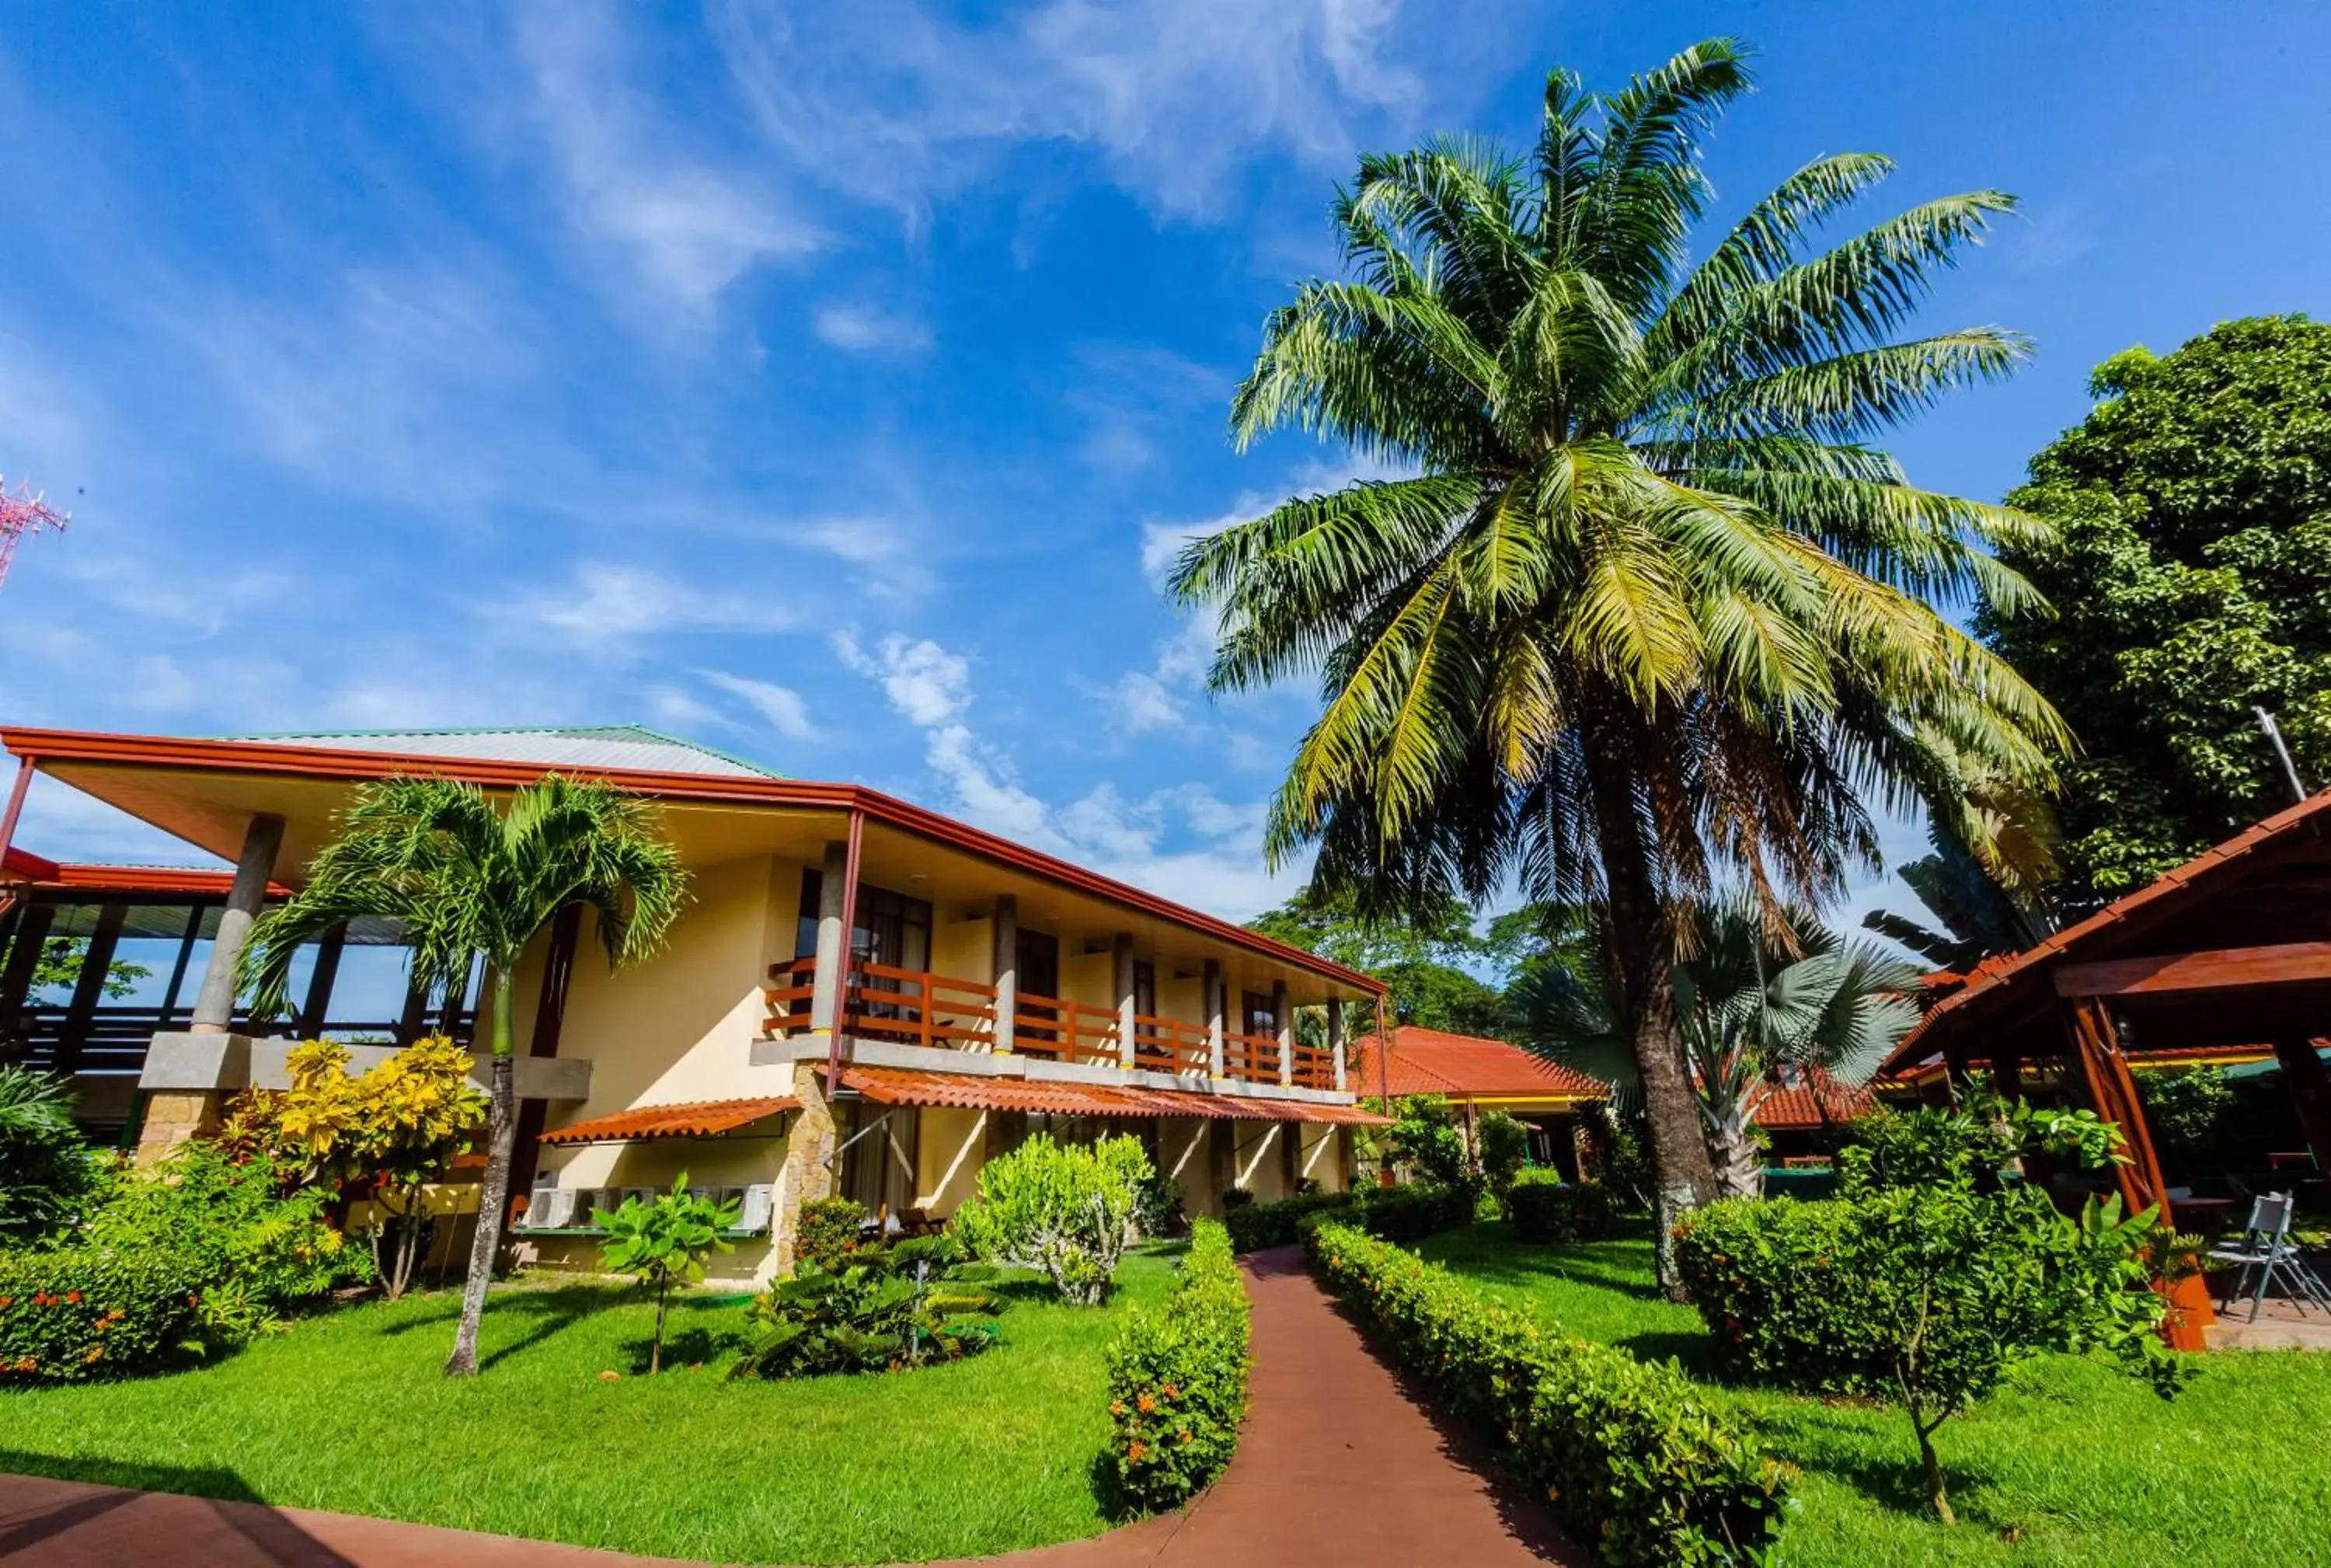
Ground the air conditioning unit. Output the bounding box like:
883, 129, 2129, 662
622, 1186, 657, 1210
570, 1189, 611, 1225
529, 1188, 577, 1229
737, 1183, 774, 1235
687, 1185, 716, 1205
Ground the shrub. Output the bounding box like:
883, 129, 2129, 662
1308, 1221, 1789, 1565
83, 1141, 362, 1312
735, 1234, 1000, 1379
1343, 1183, 1474, 1242
596, 1175, 740, 1375
1132, 1169, 1184, 1239
1476, 1108, 1529, 1200
1103, 1217, 1250, 1513
0, 1246, 214, 1382
0, 1066, 96, 1245
1218, 1186, 1255, 1209
1506, 1172, 1622, 1245
794, 1196, 869, 1274
1221, 1190, 1348, 1253
1676, 1186, 2185, 1521
953, 1134, 1151, 1305
1219, 1185, 1475, 1253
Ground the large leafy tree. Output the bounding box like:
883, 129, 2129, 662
242, 775, 688, 1376
1984, 315, 2331, 905
1172, 38, 2062, 1284
1247, 883, 1587, 1037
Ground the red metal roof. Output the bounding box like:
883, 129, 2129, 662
1752, 1080, 1873, 1130
2, 726, 1383, 998
838, 1065, 1388, 1124
538, 1096, 800, 1145
1887, 787, 2331, 1071
1345, 1026, 1607, 1103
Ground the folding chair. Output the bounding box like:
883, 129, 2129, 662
2207, 1192, 2331, 1322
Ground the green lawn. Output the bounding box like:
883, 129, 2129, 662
0, 1249, 1179, 1565
1418, 1224, 2331, 1568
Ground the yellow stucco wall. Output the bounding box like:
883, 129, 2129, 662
914, 1104, 988, 1215
524, 852, 805, 1283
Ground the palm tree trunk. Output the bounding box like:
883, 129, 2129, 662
1584, 713, 1719, 1298
446, 965, 515, 1378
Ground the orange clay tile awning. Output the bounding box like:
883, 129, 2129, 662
838, 1066, 1389, 1125
538, 1096, 800, 1145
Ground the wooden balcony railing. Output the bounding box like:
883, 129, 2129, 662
1221, 1029, 1282, 1085
1131, 1014, 1211, 1075
763, 957, 999, 1050
1009, 991, 1122, 1067
764, 959, 1340, 1091
1290, 1041, 1338, 1090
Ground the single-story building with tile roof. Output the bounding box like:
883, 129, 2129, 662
0, 723, 1388, 1281
1346, 1023, 1607, 1176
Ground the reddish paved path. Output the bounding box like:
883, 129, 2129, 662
0, 1248, 1577, 1568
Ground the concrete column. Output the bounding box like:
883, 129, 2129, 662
1204, 960, 1225, 1078
190, 814, 284, 1033
1113, 932, 1138, 1070
1274, 979, 1292, 1088
809, 840, 848, 1033
774, 1060, 839, 1276
991, 894, 1018, 1054
1327, 997, 1347, 1092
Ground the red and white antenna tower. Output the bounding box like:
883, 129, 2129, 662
0, 476, 68, 595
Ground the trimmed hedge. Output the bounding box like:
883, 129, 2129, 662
1506, 1173, 1625, 1244
0, 1246, 212, 1383
1103, 1218, 1251, 1512
1308, 1221, 1790, 1566
1223, 1184, 1475, 1253
1673, 1197, 1885, 1396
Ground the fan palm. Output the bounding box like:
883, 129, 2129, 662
241, 775, 688, 1376
1170, 37, 2064, 1285
1867, 751, 2061, 969
1520, 898, 1922, 1196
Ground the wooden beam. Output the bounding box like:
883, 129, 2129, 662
2054, 940, 2331, 999
2057, 998, 2169, 1218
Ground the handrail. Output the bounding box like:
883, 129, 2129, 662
1221, 1028, 1283, 1084
1131, 1012, 1210, 1075
1289, 1041, 1337, 1089
1011, 990, 1121, 1066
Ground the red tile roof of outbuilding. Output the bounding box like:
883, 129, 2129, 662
1345, 1026, 1607, 1103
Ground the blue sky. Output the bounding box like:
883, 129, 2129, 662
2, 1, 2328, 933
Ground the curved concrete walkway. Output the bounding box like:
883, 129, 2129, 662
0, 1247, 1577, 1568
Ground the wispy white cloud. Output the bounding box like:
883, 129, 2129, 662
833, 629, 972, 725
711, 0, 1423, 220
513, 562, 779, 643
513, 2, 818, 312
697, 667, 817, 740
814, 300, 934, 354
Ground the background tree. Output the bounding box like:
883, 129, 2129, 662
1172, 38, 2064, 1287
1521, 899, 1921, 1196
1984, 315, 2331, 905
242, 774, 688, 1376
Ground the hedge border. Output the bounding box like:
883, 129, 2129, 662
1102, 1218, 1252, 1513
1307, 1221, 1790, 1566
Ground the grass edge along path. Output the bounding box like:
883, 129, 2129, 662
0, 1249, 1181, 1566
1416, 1222, 2331, 1568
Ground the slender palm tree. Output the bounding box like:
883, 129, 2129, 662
242, 775, 688, 1375
1171, 37, 2065, 1288
1520, 899, 1922, 1196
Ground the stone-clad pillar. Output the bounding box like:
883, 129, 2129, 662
1327, 997, 1347, 1092
1274, 980, 1292, 1088
774, 1060, 839, 1276
136, 814, 280, 1166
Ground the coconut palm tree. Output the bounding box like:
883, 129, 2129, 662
241, 775, 688, 1376
1170, 37, 2065, 1288
1519, 899, 1922, 1196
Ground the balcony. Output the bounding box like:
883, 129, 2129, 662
760, 956, 1341, 1092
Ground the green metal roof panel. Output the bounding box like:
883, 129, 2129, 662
216, 726, 782, 779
